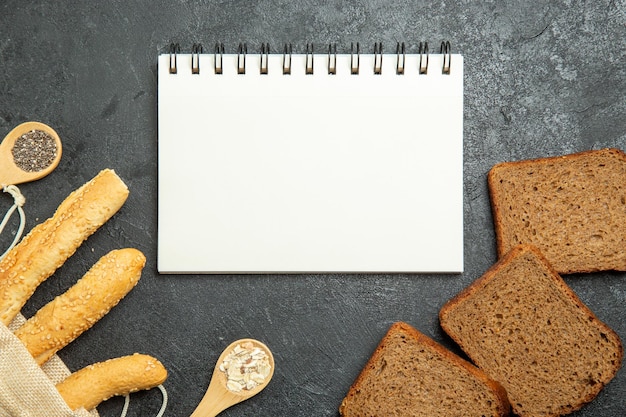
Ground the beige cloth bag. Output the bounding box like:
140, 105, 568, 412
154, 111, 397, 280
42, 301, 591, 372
0, 316, 97, 417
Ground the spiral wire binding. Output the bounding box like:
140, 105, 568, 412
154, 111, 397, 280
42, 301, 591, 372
441, 40, 451, 74
214, 43, 224, 74
282, 43, 292, 75
191, 43, 202, 74
260, 43, 270, 74
419, 42, 429, 74
373, 42, 383, 75
305, 43, 314, 75
328, 44, 337, 75
168, 43, 180, 74
166, 42, 453, 75
237, 43, 247, 74
350, 42, 360, 75
396, 42, 406, 75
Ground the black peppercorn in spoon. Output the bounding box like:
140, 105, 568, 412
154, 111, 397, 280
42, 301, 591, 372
0, 121, 62, 187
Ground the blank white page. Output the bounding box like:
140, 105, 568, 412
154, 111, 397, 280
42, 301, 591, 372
158, 51, 463, 273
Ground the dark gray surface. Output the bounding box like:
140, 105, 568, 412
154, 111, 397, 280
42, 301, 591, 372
1, 0, 625, 416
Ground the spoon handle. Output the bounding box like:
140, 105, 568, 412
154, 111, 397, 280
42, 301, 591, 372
189, 382, 241, 417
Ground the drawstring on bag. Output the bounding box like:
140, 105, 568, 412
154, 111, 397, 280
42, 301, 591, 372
120, 385, 168, 417
0, 185, 26, 261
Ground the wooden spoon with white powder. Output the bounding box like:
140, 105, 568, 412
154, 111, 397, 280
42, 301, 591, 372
190, 339, 275, 417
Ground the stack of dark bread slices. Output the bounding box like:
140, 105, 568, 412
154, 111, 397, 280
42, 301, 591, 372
340, 148, 625, 417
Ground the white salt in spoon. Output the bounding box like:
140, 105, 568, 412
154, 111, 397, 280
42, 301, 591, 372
190, 339, 275, 417
0, 121, 62, 187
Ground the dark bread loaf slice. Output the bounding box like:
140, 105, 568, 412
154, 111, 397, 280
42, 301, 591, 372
487, 148, 626, 274
439, 245, 623, 417
339, 321, 510, 417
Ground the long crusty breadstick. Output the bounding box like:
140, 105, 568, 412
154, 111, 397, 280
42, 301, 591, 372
14, 248, 145, 365
0, 169, 129, 325
56, 353, 167, 411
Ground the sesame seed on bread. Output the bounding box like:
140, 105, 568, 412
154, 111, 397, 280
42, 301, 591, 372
487, 148, 626, 274
339, 321, 510, 417
439, 245, 623, 417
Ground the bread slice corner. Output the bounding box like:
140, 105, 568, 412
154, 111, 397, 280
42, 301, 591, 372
339, 321, 510, 417
487, 148, 626, 274
439, 244, 623, 417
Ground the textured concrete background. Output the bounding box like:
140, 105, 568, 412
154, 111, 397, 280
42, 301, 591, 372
1, 0, 625, 416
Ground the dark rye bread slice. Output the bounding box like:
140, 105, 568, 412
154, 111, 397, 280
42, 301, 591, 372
439, 245, 623, 417
487, 148, 626, 274
339, 321, 510, 417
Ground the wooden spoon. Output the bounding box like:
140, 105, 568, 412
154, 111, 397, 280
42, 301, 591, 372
190, 338, 275, 417
0, 121, 62, 187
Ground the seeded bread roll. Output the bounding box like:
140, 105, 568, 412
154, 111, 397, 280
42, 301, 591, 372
56, 353, 167, 411
14, 248, 145, 365
339, 321, 510, 417
0, 169, 129, 325
488, 148, 626, 274
439, 245, 623, 417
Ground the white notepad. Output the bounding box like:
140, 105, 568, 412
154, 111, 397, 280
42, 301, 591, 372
158, 45, 463, 273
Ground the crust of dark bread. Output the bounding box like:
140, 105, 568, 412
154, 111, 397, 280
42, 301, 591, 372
487, 148, 626, 274
339, 321, 510, 417
439, 245, 624, 417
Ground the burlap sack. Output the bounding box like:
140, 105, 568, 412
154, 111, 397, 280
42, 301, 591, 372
0, 316, 98, 417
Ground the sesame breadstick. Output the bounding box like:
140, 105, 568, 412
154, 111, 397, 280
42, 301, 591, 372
14, 248, 145, 365
56, 353, 167, 411
0, 169, 129, 326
